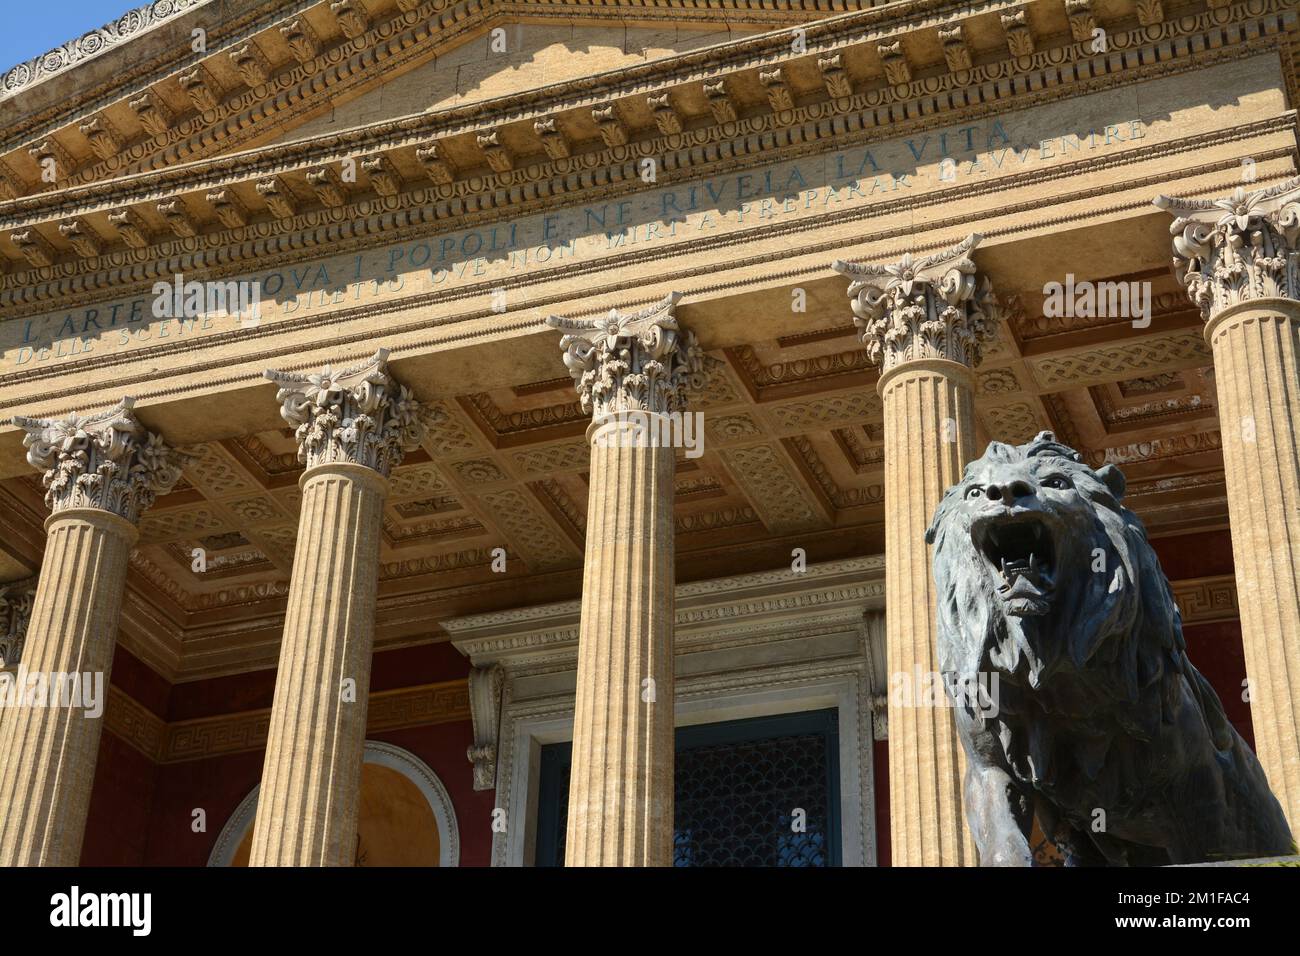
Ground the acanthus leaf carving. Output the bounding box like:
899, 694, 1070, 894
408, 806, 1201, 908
546, 292, 705, 420
10, 397, 185, 523
1153, 179, 1300, 322
833, 234, 1002, 373
0, 580, 36, 668
466, 664, 503, 791
264, 349, 425, 477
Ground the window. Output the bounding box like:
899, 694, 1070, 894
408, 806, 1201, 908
535, 709, 841, 866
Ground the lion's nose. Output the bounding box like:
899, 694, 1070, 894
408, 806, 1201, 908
986, 479, 1034, 502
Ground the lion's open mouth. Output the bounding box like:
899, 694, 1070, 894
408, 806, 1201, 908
972, 513, 1056, 616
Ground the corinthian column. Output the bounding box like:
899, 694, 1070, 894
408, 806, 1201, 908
249, 349, 423, 866
1155, 179, 1300, 830
834, 236, 1000, 866
546, 293, 704, 866
0, 398, 182, 866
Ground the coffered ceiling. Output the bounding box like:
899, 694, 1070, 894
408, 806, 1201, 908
0, 264, 1225, 680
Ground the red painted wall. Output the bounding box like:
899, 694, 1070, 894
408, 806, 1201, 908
82, 641, 486, 866
143, 749, 267, 866
80, 644, 166, 866
80, 731, 157, 866
1152, 530, 1253, 745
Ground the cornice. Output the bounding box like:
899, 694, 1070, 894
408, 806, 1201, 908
3, 120, 1289, 418
447, 554, 885, 662
1, 0, 1291, 295
0, 0, 964, 190
0, 0, 214, 105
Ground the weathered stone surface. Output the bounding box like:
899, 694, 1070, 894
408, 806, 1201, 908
1156, 181, 1300, 834
0, 399, 177, 865
250, 352, 418, 866
546, 294, 699, 866
12, 397, 183, 523
836, 236, 1001, 867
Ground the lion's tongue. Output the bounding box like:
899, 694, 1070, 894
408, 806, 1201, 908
999, 552, 1048, 595
999, 553, 1045, 586
1002, 573, 1047, 601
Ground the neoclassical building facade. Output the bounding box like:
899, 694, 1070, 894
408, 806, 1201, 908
0, 0, 1296, 866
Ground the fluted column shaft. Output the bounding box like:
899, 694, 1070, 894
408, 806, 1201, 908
0, 510, 135, 866
566, 417, 676, 866
546, 293, 703, 867
1155, 179, 1300, 831
879, 360, 979, 867
835, 235, 999, 866
1205, 299, 1300, 829
0, 396, 181, 866
250, 348, 423, 866
248, 463, 387, 866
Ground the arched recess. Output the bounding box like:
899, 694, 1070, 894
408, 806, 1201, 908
208, 740, 460, 866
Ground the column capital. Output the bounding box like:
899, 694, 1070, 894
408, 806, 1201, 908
265, 348, 425, 477
546, 292, 705, 420
1153, 178, 1300, 323
9, 397, 184, 523
833, 234, 1002, 374
0, 580, 35, 668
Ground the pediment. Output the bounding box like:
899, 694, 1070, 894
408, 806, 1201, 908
0, 0, 804, 191
253, 20, 764, 149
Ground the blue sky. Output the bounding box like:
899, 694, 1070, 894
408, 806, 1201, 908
0, 1, 137, 77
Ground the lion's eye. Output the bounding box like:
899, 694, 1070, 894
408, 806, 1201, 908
965, 486, 984, 499
1042, 475, 1071, 490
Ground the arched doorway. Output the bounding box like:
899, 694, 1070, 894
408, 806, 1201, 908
209, 741, 459, 866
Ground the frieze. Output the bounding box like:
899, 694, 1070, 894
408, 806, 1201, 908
2, 6, 1281, 319
0, 59, 1279, 390
5, 0, 1289, 221
126, 678, 473, 764
0, 115, 1151, 375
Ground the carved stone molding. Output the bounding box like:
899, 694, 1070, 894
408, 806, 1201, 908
466, 664, 503, 791
546, 293, 706, 420
1171, 574, 1238, 625
859, 610, 887, 740
0, 0, 206, 100
264, 349, 425, 477
833, 235, 1002, 373
10, 397, 184, 523
1153, 178, 1300, 322
0, 580, 36, 668
0, 3, 1290, 312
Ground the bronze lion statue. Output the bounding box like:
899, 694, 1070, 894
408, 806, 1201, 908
926, 431, 1292, 865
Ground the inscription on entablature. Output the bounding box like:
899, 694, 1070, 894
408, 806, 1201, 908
4, 53, 1279, 379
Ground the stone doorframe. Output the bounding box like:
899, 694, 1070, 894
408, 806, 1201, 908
444, 556, 888, 867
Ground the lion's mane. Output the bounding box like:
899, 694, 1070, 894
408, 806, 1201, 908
927, 434, 1235, 811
